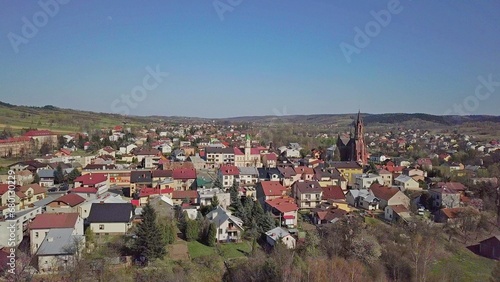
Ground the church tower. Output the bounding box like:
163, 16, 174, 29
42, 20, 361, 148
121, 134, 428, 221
354, 111, 368, 166
245, 134, 251, 162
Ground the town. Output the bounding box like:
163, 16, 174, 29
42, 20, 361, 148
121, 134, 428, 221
0, 111, 498, 281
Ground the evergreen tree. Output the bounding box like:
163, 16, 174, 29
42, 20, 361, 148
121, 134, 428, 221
161, 222, 176, 245
67, 169, 81, 184
213, 177, 223, 189
207, 222, 217, 247
261, 212, 276, 232
32, 173, 40, 184
134, 204, 166, 261
185, 219, 199, 241
211, 195, 220, 210
230, 179, 239, 205
54, 164, 65, 184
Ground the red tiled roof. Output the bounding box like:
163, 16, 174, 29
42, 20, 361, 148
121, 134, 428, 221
233, 147, 244, 155
53, 193, 86, 207
283, 215, 295, 219
75, 173, 107, 186
265, 197, 298, 213
435, 182, 466, 193
151, 170, 173, 178
322, 186, 345, 201
30, 213, 79, 229
294, 166, 314, 175
139, 187, 173, 198
390, 204, 409, 214
250, 148, 261, 155
370, 184, 400, 201
220, 165, 239, 176
0, 184, 10, 195
264, 153, 277, 161
23, 130, 54, 137
71, 187, 98, 194
0, 136, 31, 144
172, 168, 196, 180
172, 190, 198, 199
259, 181, 287, 197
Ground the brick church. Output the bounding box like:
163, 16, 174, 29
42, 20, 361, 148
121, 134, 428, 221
336, 111, 368, 166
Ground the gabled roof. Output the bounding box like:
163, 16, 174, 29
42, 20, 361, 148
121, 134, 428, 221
278, 167, 297, 178
75, 173, 107, 186
172, 190, 198, 199
369, 184, 401, 201
257, 168, 283, 179
294, 180, 322, 194
172, 168, 196, 180
71, 187, 98, 194
294, 166, 314, 175
37, 228, 83, 256
265, 197, 298, 213
265, 227, 291, 241
130, 171, 152, 183
30, 213, 79, 230
395, 174, 416, 183
258, 181, 287, 197
322, 186, 345, 201
238, 166, 259, 176
139, 187, 174, 198
220, 165, 240, 176
19, 184, 45, 195
87, 203, 133, 223
52, 193, 86, 207
151, 169, 173, 178
38, 169, 55, 178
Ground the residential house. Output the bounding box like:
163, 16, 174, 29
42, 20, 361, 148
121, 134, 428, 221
172, 168, 197, 190
377, 169, 393, 186
204, 147, 235, 167
264, 196, 299, 228
292, 180, 323, 209
256, 181, 287, 207
429, 182, 466, 209
353, 173, 384, 189
278, 167, 297, 188
87, 203, 134, 235
385, 204, 411, 222
294, 166, 315, 181
29, 213, 84, 255
130, 171, 152, 194
138, 187, 174, 206
238, 166, 259, 186
312, 206, 348, 225
36, 228, 85, 273
265, 227, 296, 249
78, 192, 126, 219
171, 190, 198, 206
218, 165, 240, 189
257, 168, 283, 182
262, 153, 278, 168
38, 169, 56, 187
148, 195, 175, 219
345, 189, 379, 210
329, 161, 363, 187
98, 146, 116, 157
321, 185, 350, 212
394, 174, 420, 191
197, 188, 230, 209
369, 184, 410, 210
0, 207, 42, 248
46, 194, 86, 213
206, 207, 244, 243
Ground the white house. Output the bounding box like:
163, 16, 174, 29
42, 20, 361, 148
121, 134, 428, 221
87, 203, 134, 235
206, 207, 244, 243
265, 227, 296, 249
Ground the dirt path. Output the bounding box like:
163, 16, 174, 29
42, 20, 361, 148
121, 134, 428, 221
168, 234, 189, 261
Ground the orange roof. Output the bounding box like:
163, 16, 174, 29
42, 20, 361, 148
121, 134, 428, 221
265, 197, 298, 213
259, 181, 287, 197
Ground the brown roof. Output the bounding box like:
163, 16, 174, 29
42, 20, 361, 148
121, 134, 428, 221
294, 166, 314, 175
294, 180, 322, 194
389, 204, 409, 214
278, 167, 297, 178
19, 184, 45, 195
30, 213, 79, 229
330, 161, 362, 169
322, 186, 345, 201
172, 190, 198, 199
151, 169, 173, 178
52, 194, 86, 207
369, 184, 399, 201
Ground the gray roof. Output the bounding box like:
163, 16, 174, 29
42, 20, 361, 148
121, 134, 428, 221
207, 207, 244, 229
238, 166, 259, 176
348, 189, 370, 198
265, 227, 291, 241
38, 169, 55, 178
37, 228, 84, 256
87, 203, 133, 223
33, 195, 58, 207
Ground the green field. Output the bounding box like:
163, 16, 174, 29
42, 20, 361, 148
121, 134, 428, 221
187, 240, 252, 260
431, 248, 496, 281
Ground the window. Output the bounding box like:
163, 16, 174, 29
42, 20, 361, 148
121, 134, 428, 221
219, 229, 223, 234
99, 224, 104, 230
35, 232, 39, 238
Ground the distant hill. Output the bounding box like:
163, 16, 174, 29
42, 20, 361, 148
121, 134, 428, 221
1, 101, 499, 133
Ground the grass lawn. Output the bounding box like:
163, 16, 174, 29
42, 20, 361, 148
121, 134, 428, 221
431, 248, 496, 281
219, 242, 251, 259
187, 241, 215, 259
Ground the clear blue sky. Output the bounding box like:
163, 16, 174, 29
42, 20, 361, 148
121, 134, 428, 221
1, 0, 499, 118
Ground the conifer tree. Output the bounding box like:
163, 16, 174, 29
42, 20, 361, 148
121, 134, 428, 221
134, 204, 166, 261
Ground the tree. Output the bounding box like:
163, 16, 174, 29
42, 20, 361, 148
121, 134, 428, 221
161, 221, 176, 245
491, 261, 500, 282
67, 168, 81, 184
32, 173, 40, 184
185, 219, 199, 241
211, 195, 220, 210
213, 177, 223, 189
230, 179, 239, 205
207, 222, 217, 247
54, 164, 65, 184
134, 204, 166, 262
40, 142, 52, 155
85, 228, 95, 248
